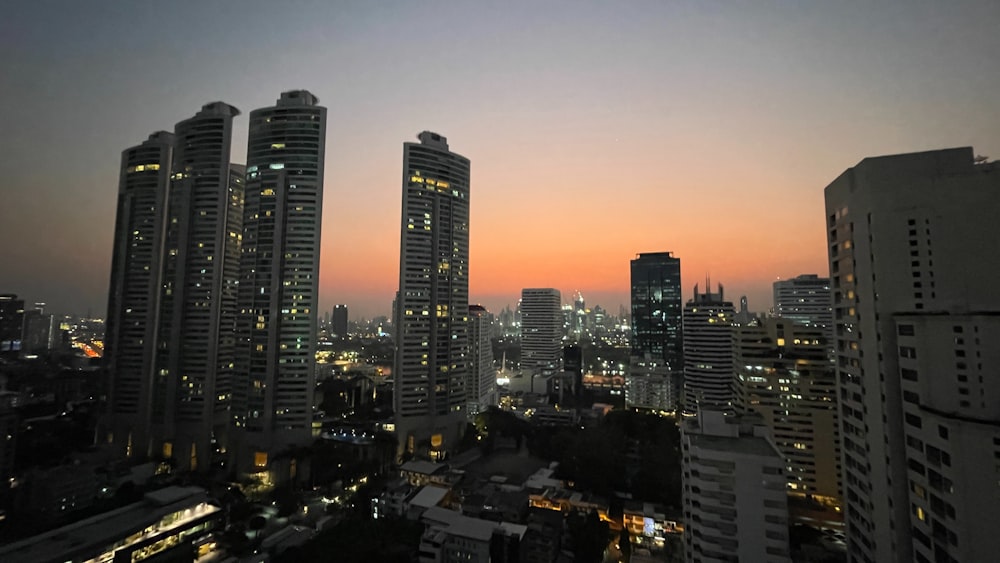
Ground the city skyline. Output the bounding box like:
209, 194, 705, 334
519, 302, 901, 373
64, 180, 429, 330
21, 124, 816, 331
4, 2, 1000, 319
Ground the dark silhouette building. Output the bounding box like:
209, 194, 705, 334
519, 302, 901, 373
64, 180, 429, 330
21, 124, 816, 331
630, 252, 682, 370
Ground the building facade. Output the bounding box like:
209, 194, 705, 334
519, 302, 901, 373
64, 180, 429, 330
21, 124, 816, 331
332, 304, 348, 337
105, 131, 174, 460
520, 288, 562, 378
773, 274, 833, 338
631, 252, 683, 369
825, 147, 1000, 562
233, 91, 326, 472
0, 294, 24, 353
682, 284, 735, 414
394, 132, 471, 460
682, 410, 791, 563
734, 317, 841, 505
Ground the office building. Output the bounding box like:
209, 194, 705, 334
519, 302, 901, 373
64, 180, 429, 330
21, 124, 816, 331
773, 274, 832, 337
105, 131, 174, 459
154, 102, 243, 472
681, 410, 791, 563
233, 91, 326, 472
467, 305, 496, 417
21, 308, 56, 355
394, 131, 471, 460
682, 284, 735, 413
332, 304, 348, 337
734, 318, 840, 505
0, 294, 24, 352
630, 252, 683, 370
520, 288, 562, 378
825, 147, 1000, 562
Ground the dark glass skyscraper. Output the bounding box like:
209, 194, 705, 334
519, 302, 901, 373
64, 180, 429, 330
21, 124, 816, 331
630, 252, 682, 369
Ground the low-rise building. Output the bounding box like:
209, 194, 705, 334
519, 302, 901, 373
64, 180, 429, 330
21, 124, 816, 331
419, 506, 527, 563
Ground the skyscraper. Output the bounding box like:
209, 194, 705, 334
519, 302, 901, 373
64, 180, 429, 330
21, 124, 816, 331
332, 304, 348, 337
233, 91, 326, 473
682, 283, 735, 413
825, 147, 1000, 562
773, 274, 832, 337
467, 305, 496, 417
630, 252, 683, 369
154, 102, 243, 471
520, 288, 562, 378
105, 131, 174, 459
394, 131, 471, 460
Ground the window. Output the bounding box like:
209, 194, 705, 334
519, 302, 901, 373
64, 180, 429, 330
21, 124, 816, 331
898, 324, 915, 336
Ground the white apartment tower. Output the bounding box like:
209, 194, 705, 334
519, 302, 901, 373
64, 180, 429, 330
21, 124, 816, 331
154, 102, 244, 471
105, 131, 174, 459
682, 410, 791, 563
825, 147, 1000, 563
233, 91, 326, 472
682, 284, 735, 414
467, 305, 497, 417
394, 131, 471, 460
520, 288, 562, 378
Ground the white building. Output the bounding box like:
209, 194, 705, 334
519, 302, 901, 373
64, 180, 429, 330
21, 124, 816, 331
825, 147, 1000, 562
520, 288, 562, 379
394, 132, 471, 460
682, 284, 735, 413
419, 506, 526, 563
626, 359, 678, 413
467, 305, 497, 417
233, 91, 327, 472
682, 410, 790, 563
896, 313, 1000, 563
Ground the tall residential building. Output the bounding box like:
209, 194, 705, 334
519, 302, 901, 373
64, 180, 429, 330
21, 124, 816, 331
105, 131, 174, 459
734, 318, 841, 506
681, 284, 735, 413
394, 131, 471, 460
520, 288, 562, 378
773, 274, 832, 337
332, 304, 348, 337
825, 147, 1000, 563
0, 294, 24, 352
233, 91, 326, 472
20, 309, 56, 355
153, 102, 243, 472
630, 252, 683, 370
682, 410, 791, 563
467, 305, 497, 417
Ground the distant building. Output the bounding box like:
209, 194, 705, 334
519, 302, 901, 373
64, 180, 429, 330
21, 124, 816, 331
394, 132, 471, 460
233, 91, 327, 474
332, 304, 348, 337
20, 308, 56, 355
681, 284, 735, 413
467, 305, 497, 417
630, 252, 683, 370
734, 318, 841, 506
681, 410, 790, 563
825, 147, 1000, 562
0, 294, 24, 352
773, 274, 832, 337
626, 360, 677, 413
520, 288, 562, 379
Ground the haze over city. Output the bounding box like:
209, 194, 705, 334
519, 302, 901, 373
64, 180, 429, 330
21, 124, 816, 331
3, 0, 1000, 318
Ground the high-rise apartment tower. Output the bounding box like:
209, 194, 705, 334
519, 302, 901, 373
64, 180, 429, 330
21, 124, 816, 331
233, 91, 326, 472
394, 132, 471, 460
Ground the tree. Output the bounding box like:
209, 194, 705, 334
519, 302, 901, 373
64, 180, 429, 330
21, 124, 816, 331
248, 515, 267, 539
619, 529, 633, 562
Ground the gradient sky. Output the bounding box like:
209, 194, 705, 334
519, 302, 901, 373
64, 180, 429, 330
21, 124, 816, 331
3, 1, 999, 319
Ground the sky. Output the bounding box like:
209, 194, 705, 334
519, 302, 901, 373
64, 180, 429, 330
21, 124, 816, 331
2, 0, 999, 319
